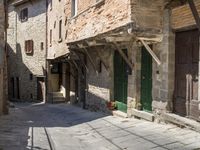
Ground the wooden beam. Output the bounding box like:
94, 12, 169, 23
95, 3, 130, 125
139, 39, 161, 66
106, 36, 133, 43
188, 0, 200, 31
136, 36, 163, 43
112, 42, 134, 70
83, 48, 98, 75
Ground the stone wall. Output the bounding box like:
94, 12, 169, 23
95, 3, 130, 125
85, 46, 113, 112
7, 0, 46, 101
152, 9, 175, 118
131, 0, 165, 32
0, 0, 7, 115
47, 0, 69, 59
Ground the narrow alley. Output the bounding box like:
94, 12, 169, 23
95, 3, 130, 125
0, 103, 200, 150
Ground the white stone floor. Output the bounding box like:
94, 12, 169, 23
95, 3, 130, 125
0, 103, 200, 150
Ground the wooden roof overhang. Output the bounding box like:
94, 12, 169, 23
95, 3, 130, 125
67, 22, 163, 72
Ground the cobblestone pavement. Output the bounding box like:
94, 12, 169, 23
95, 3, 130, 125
0, 103, 200, 150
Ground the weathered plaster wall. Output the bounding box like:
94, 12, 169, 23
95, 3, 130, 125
7, 0, 46, 101
47, 0, 69, 59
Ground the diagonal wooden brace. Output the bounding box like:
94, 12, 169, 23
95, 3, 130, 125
113, 42, 134, 70
83, 48, 98, 75
139, 39, 161, 66
188, 0, 200, 32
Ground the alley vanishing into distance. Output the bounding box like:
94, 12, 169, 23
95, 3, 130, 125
0, 103, 200, 150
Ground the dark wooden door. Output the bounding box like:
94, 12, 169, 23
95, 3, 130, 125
37, 77, 45, 101
114, 49, 128, 113
141, 47, 153, 112
174, 29, 199, 120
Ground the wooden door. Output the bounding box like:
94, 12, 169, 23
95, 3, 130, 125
114, 49, 128, 113
37, 77, 45, 101
174, 29, 200, 120
141, 47, 153, 112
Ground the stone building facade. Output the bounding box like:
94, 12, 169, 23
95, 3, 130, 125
62, 0, 167, 116
56, 0, 200, 124
46, 0, 70, 103
7, 0, 47, 102
0, 0, 8, 115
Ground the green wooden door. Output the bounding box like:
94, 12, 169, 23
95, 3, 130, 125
114, 49, 128, 113
141, 47, 152, 112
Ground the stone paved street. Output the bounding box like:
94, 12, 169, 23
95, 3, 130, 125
0, 103, 200, 150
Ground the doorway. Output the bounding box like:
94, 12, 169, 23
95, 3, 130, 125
114, 49, 128, 113
37, 77, 45, 101
141, 47, 153, 112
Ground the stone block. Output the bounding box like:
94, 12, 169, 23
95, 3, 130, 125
132, 109, 154, 122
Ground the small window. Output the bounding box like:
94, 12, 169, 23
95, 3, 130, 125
41, 42, 44, 50
71, 0, 77, 17
59, 20, 62, 41
25, 40, 34, 54
98, 60, 102, 73
30, 74, 33, 80
20, 8, 28, 22
50, 29, 52, 46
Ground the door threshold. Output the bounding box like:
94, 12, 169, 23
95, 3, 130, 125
132, 109, 154, 122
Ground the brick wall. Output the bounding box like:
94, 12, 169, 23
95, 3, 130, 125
172, 1, 200, 29
65, 0, 131, 43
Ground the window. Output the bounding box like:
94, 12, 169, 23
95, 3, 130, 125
59, 20, 62, 41
50, 29, 52, 46
20, 8, 28, 22
25, 40, 34, 54
71, 0, 77, 17
41, 42, 44, 50
30, 74, 33, 80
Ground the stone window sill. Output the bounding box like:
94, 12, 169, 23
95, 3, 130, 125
58, 38, 62, 43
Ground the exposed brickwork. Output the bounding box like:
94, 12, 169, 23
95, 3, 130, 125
65, 0, 131, 42
172, 1, 200, 29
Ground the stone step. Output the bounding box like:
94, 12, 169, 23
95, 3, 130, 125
132, 109, 154, 122
112, 110, 128, 118
51, 92, 63, 97
162, 113, 200, 132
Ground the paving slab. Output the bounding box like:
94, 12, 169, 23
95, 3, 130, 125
0, 103, 200, 150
